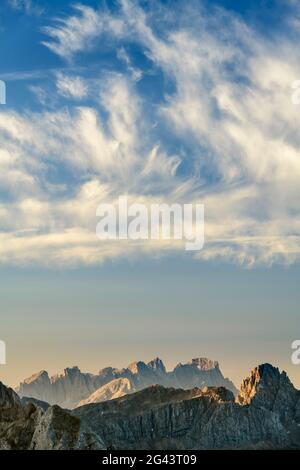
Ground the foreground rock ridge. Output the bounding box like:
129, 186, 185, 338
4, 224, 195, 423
0, 363, 299, 449
16, 357, 237, 408
0, 381, 104, 449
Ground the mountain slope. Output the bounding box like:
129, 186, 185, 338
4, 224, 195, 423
73, 364, 300, 450
77, 378, 134, 406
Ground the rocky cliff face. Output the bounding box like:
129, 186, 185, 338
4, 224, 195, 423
16, 357, 237, 408
1, 363, 300, 449
0, 381, 105, 450
30, 405, 104, 450
237, 364, 299, 419
0, 381, 42, 449
73, 364, 300, 450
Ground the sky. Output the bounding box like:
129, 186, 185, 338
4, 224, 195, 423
0, 0, 299, 388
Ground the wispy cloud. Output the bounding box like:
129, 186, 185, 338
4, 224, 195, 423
0, 69, 48, 82
56, 72, 88, 99
42, 4, 124, 62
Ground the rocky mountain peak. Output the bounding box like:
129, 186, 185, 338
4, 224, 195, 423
127, 361, 148, 374
0, 381, 21, 410
63, 366, 81, 377
98, 366, 115, 376
147, 357, 166, 374
0, 381, 28, 427
23, 370, 50, 386
237, 363, 298, 421
238, 363, 282, 405
15, 371, 51, 401
191, 358, 219, 370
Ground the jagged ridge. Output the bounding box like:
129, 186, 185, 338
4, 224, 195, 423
16, 356, 237, 408
1, 363, 299, 449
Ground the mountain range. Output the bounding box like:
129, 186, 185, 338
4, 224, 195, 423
1, 363, 300, 449
16, 357, 237, 408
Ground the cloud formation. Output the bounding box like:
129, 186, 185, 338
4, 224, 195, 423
1, 0, 300, 266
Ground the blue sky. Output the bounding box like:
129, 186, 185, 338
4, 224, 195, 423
0, 0, 299, 387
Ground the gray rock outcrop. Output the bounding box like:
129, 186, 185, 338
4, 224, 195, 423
30, 405, 105, 449
2, 363, 299, 450
0, 381, 105, 450
73, 364, 300, 450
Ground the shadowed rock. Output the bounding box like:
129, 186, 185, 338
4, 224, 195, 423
0, 381, 105, 450
2, 364, 300, 449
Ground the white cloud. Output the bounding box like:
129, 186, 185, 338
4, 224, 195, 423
1, 1, 300, 266
56, 72, 88, 99
42, 4, 124, 61
0, 72, 190, 265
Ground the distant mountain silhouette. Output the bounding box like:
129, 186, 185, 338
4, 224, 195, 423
16, 356, 237, 408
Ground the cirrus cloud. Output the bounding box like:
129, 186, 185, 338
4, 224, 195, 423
1, 0, 300, 266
